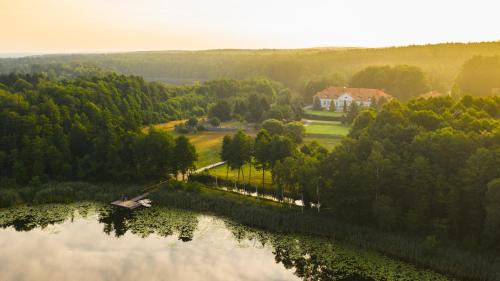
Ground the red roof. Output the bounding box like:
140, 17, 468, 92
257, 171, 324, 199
313, 87, 392, 101
419, 91, 446, 99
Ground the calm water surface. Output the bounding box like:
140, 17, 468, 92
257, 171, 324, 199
0, 210, 297, 281
0, 204, 450, 281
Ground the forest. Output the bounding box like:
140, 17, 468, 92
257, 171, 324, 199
183, 90, 500, 255
1, 41, 500, 97
226, 96, 500, 252
0, 73, 298, 186
0, 53, 499, 280
0, 73, 200, 184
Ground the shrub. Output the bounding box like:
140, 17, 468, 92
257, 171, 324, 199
33, 185, 75, 204
0, 189, 21, 208
174, 124, 189, 134
209, 117, 221, 127
186, 117, 198, 127
262, 119, 284, 135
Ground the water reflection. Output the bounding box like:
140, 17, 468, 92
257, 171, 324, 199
0, 204, 450, 281
0, 204, 298, 281
98, 207, 132, 237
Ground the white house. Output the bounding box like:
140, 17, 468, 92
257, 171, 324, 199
313, 87, 392, 112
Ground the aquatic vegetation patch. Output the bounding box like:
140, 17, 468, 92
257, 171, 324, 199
224, 222, 453, 281
0, 203, 98, 231
126, 207, 199, 241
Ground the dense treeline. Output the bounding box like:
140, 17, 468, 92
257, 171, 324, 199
200, 78, 302, 123
0, 73, 203, 184
274, 96, 500, 252
456, 55, 500, 96
0, 72, 297, 186
349, 65, 431, 101
213, 95, 500, 253
2, 41, 500, 95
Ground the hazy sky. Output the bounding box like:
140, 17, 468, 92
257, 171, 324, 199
1, 0, 499, 53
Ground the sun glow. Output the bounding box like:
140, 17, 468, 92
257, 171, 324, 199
1, 0, 499, 53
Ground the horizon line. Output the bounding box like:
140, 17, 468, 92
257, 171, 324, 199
1, 40, 499, 59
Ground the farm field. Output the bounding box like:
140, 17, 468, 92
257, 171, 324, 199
153, 120, 256, 168
176, 131, 227, 167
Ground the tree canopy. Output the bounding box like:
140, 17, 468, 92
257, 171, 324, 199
349, 65, 431, 101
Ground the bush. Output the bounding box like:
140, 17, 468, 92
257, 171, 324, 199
33, 185, 75, 204
197, 124, 206, 131
209, 117, 221, 127
174, 124, 189, 134
0, 189, 21, 207
186, 117, 198, 127
262, 119, 284, 135
284, 121, 305, 143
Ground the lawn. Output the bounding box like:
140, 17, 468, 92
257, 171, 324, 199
302, 120, 349, 150
304, 120, 350, 136
206, 163, 273, 187
303, 135, 343, 150
304, 108, 344, 117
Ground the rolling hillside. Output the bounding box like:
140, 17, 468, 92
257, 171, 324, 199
1, 41, 500, 92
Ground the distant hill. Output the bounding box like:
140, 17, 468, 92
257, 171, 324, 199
1, 41, 500, 92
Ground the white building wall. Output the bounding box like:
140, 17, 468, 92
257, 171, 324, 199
316, 94, 373, 112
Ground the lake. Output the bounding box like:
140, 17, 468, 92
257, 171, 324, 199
0, 203, 450, 281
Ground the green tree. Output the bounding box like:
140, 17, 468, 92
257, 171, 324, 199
262, 119, 284, 135
350, 65, 430, 101
254, 130, 271, 191
284, 121, 305, 143
135, 129, 175, 180
209, 117, 221, 127
186, 117, 198, 128
228, 131, 252, 184
483, 178, 500, 251
209, 101, 232, 121
220, 135, 233, 180
313, 96, 322, 110
173, 136, 197, 180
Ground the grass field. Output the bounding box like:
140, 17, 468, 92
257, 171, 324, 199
303, 135, 343, 149
303, 120, 349, 150
306, 120, 349, 136
174, 131, 227, 167
152, 119, 349, 167
304, 120, 350, 136
152, 119, 186, 131
153, 120, 255, 168
206, 163, 273, 187
304, 108, 344, 117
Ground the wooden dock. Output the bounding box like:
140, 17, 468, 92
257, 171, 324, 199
111, 193, 150, 210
